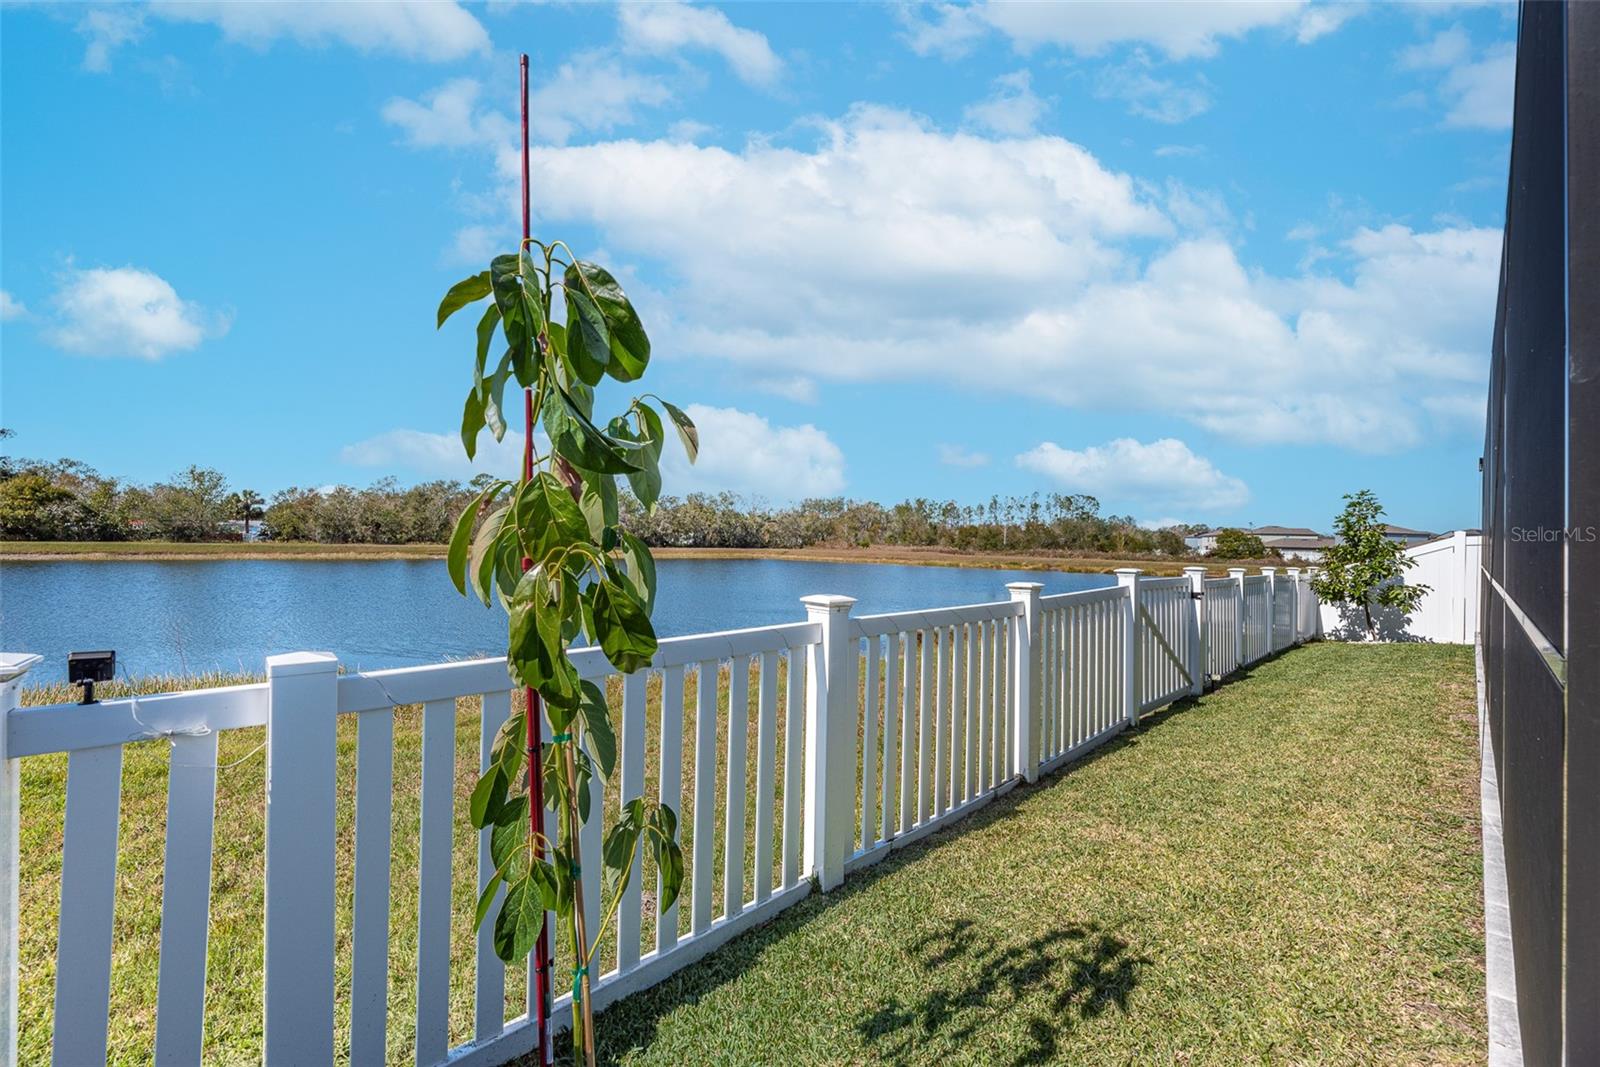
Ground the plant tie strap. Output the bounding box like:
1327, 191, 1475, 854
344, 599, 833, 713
552, 732, 571, 743
569, 862, 581, 878
572, 964, 588, 1009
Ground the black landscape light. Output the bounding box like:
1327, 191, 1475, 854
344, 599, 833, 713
67, 650, 115, 705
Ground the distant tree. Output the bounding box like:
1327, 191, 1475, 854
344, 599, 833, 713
1213, 528, 1268, 559
230, 489, 265, 537
145, 466, 230, 542
0, 473, 75, 539
1312, 490, 1429, 638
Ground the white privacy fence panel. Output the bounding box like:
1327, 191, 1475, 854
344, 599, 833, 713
1315, 531, 1481, 643
1, 567, 1317, 1067
1137, 577, 1194, 713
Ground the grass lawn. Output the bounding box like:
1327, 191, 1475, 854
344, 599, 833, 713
15, 644, 1483, 1065
564, 643, 1485, 1066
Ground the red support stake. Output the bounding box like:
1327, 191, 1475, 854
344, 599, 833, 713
519, 51, 554, 1067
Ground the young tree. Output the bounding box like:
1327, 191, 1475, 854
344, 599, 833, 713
439, 239, 693, 1065
234, 489, 264, 538
1312, 490, 1429, 638
1213, 527, 1268, 559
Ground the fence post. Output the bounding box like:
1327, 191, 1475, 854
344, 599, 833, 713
1229, 567, 1247, 662
1006, 583, 1043, 783
0, 653, 41, 1067
1285, 567, 1302, 644
1183, 567, 1206, 694
264, 651, 339, 1064
800, 595, 856, 892
1114, 569, 1141, 726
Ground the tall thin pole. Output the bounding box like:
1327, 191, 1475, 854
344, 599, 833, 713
519, 51, 554, 1067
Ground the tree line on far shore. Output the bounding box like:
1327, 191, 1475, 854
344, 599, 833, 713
0, 448, 1281, 559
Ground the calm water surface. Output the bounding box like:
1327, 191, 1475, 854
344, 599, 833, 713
1, 558, 1113, 684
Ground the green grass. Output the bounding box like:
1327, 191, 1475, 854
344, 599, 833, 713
16, 645, 1484, 1065
560, 644, 1485, 1066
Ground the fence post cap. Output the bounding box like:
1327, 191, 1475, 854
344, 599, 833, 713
1004, 581, 1044, 592
1112, 567, 1142, 575
799, 594, 856, 612
266, 651, 339, 677
0, 652, 42, 683
1260, 567, 1277, 576
1227, 566, 1247, 575
1285, 567, 1301, 577
1181, 565, 1206, 575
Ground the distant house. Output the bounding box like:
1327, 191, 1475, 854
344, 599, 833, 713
1381, 524, 1437, 547
1184, 522, 1433, 563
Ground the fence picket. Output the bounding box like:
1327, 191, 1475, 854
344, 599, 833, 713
153, 731, 219, 1066
753, 652, 779, 904
415, 698, 457, 1067
474, 693, 511, 1040
861, 637, 880, 851
350, 706, 394, 1066
949, 624, 965, 807
880, 634, 900, 843
723, 658, 749, 919
658, 665, 685, 951
691, 661, 718, 935
617, 674, 646, 973
51, 744, 123, 1067
918, 632, 933, 824
781, 653, 803, 890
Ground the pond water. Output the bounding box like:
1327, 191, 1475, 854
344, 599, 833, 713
1, 558, 1114, 684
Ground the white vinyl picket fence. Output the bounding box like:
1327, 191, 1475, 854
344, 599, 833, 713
0, 566, 1318, 1067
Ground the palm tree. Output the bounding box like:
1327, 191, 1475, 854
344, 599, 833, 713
235, 489, 264, 538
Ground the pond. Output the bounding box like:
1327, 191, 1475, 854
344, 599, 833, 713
1, 558, 1115, 684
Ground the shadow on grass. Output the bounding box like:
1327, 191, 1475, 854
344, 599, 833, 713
855, 919, 1149, 1066
561, 650, 1301, 1064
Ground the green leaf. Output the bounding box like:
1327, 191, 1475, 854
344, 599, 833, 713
578, 680, 617, 778
493, 711, 526, 782
469, 764, 507, 829
577, 469, 619, 541
661, 401, 698, 463
547, 384, 647, 475
460, 387, 486, 461
636, 402, 666, 462
513, 472, 590, 565
563, 286, 610, 386
619, 531, 658, 614
490, 803, 529, 873
474, 868, 505, 931
491, 254, 547, 352
494, 874, 547, 963
474, 302, 501, 380
482, 351, 513, 443
447, 482, 507, 597
609, 416, 661, 510
590, 571, 658, 674
438, 271, 491, 328
565, 261, 649, 381
469, 505, 510, 606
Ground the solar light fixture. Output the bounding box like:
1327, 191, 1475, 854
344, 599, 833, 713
67, 650, 115, 705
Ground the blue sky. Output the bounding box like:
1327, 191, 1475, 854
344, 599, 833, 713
1, 1, 1515, 533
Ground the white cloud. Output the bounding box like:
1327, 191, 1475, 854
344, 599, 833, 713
146, 1, 489, 62
386, 60, 671, 151
341, 427, 525, 478
964, 69, 1049, 136
618, 1, 783, 87
414, 105, 1500, 453
1016, 438, 1248, 512
382, 79, 512, 150
1399, 27, 1514, 130
0, 291, 27, 321
1096, 52, 1212, 123
905, 1, 1318, 61
447, 224, 501, 267
660, 405, 845, 498
46, 267, 227, 359
77, 7, 146, 72
938, 444, 991, 469
1295, 3, 1364, 44
667, 119, 714, 143
1154, 144, 1206, 158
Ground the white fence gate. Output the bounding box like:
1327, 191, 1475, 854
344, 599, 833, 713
0, 567, 1316, 1067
